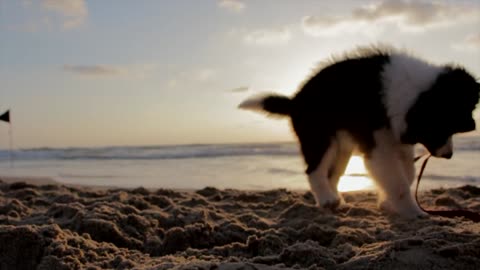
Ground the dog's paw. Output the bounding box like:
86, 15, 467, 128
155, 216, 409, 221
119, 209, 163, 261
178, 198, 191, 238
380, 198, 428, 219
322, 198, 341, 210
314, 191, 342, 210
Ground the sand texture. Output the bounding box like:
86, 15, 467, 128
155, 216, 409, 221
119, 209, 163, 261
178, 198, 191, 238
0, 179, 479, 270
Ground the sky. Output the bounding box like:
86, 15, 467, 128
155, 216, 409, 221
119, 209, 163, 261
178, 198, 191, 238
0, 0, 480, 148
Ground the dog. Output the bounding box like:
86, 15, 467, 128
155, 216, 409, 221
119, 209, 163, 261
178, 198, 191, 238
239, 46, 479, 219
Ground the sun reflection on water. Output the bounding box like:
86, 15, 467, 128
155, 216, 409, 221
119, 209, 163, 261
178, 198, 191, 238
337, 156, 375, 192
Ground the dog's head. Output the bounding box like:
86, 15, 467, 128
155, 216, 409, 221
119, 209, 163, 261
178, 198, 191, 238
402, 67, 480, 158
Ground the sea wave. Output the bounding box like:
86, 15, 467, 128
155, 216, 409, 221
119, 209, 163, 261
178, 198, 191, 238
345, 173, 480, 183
0, 135, 478, 162
0, 143, 300, 161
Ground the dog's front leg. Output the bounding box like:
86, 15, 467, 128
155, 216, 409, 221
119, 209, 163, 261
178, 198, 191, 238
364, 129, 427, 218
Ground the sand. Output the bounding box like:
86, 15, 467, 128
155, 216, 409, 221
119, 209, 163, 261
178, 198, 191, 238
0, 178, 479, 270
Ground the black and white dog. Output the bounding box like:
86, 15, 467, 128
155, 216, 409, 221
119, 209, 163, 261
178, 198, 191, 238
239, 46, 479, 218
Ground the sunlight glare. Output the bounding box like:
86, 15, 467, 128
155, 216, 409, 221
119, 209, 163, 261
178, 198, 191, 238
337, 156, 375, 192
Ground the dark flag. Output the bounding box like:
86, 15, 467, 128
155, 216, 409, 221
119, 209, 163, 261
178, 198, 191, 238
0, 110, 9, 123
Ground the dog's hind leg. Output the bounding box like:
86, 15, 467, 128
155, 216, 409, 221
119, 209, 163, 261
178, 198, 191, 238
298, 135, 340, 208
306, 141, 341, 209
291, 115, 341, 209
364, 129, 427, 218
328, 131, 354, 193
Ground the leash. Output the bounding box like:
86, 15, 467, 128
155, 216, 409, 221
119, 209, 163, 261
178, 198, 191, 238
414, 154, 480, 222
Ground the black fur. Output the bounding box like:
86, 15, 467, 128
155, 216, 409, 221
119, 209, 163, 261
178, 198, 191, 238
263, 95, 292, 116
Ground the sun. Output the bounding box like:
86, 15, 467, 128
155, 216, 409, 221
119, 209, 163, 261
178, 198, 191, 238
336, 156, 375, 192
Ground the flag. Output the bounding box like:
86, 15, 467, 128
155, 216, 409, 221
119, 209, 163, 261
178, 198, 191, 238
0, 110, 10, 123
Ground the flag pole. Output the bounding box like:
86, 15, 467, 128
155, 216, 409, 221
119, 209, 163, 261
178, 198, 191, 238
8, 120, 13, 168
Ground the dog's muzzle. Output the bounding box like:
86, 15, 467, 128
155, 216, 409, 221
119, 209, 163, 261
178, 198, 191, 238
432, 137, 453, 159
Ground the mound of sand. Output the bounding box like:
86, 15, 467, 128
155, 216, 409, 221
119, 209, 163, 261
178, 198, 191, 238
0, 179, 479, 270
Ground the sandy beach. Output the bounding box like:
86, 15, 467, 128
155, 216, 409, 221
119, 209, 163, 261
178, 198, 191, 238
0, 178, 479, 270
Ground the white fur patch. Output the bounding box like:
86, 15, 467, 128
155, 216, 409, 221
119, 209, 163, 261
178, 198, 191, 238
382, 53, 445, 140
396, 144, 415, 185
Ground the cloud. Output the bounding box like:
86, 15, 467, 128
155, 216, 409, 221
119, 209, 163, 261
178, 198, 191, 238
354, 0, 478, 29
63, 65, 120, 76
465, 33, 480, 48
63, 64, 156, 78
229, 86, 249, 93
218, 0, 245, 13
302, 0, 480, 37
168, 68, 218, 88
9, 0, 88, 31
453, 33, 480, 52
244, 28, 292, 46
42, 0, 88, 29
194, 69, 217, 82
301, 16, 372, 37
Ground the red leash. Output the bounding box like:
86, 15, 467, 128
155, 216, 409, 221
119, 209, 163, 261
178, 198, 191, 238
414, 155, 480, 222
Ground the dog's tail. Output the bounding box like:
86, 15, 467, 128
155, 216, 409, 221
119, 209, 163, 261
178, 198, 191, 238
238, 93, 292, 116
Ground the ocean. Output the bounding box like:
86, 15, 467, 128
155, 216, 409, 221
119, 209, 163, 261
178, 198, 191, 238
1, 136, 479, 191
